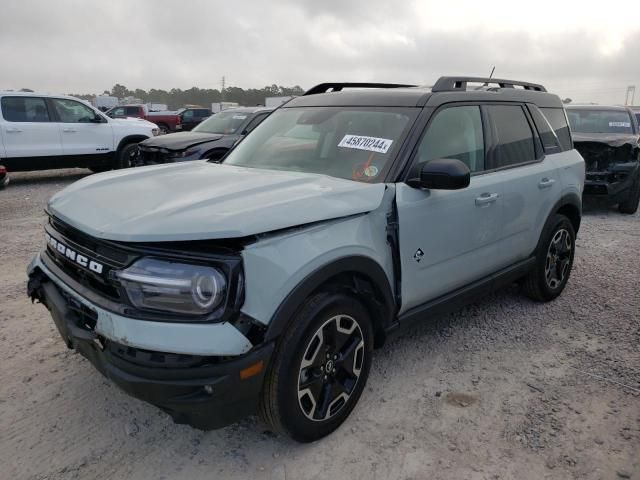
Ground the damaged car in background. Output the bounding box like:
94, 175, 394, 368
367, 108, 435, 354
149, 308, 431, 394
134, 107, 272, 165
566, 105, 640, 214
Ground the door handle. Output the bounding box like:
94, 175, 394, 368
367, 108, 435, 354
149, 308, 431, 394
62, 128, 77, 133
538, 178, 556, 189
475, 192, 499, 206
6, 127, 22, 133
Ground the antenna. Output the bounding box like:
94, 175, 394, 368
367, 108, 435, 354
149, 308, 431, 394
488, 66, 495, 80
625, 85, 636, 106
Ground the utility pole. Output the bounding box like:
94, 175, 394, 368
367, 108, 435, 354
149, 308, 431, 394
221, 76, 226, 103
625, 85, 636, 106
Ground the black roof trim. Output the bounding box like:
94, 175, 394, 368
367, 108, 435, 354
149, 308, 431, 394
432, 76, 547, 93
304, 82, 417, 96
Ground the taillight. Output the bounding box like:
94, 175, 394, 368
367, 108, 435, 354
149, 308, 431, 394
0, 166, 6, 174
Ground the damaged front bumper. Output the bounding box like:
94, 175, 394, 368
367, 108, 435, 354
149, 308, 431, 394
27, 252, 274, 430
583, 161, 639, 201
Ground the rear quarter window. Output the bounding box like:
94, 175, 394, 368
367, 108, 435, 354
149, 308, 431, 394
541, 107, 573, 151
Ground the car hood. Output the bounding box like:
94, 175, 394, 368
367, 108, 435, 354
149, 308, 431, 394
572, 132, 639, 148
47, 162, 386, 242
110, 117, 157, 128
140, 132, 228, 151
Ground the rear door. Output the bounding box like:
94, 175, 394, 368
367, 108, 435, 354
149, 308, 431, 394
487, 104, 561, 261
50, 98, 114, 156
396, 104, 507, 313
0, 96, 62, 159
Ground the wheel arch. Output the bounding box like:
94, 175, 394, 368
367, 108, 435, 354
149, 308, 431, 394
264, 256, 396, 348
116, 135, 148, 152
553, 192, 582, 234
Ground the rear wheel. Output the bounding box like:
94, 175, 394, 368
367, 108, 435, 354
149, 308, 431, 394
522, 214, 575, 302
157, 123, 169, 135
260, 292, 373, 442
618, 175, 640, 214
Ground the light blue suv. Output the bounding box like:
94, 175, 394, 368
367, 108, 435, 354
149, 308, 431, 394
27, 77, 585, 442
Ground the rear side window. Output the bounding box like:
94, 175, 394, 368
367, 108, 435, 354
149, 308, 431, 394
1, 96, 51, 122
125, 106, 139, 115
541, 107, 572, 151
417, 106, 485, 173
488, 105, 536, 168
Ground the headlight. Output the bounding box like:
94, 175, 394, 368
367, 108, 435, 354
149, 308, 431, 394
170, 149, 198, 159
116, 258, 227, 315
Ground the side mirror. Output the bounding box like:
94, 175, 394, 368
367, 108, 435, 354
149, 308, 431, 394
91, 115, 105, 123
409, 158, 470, 190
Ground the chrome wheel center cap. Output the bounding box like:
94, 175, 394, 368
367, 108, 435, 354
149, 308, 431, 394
325, 359, 334, 372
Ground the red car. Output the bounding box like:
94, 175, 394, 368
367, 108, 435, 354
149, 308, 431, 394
106, 104, 181, 134
0, 166, 9, 189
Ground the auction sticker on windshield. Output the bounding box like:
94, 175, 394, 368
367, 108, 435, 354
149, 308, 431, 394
338, 135, 393, 154
609, 122, 631, 128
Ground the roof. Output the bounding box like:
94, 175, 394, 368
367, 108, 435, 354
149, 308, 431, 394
565, 104, 634, 112
286, 77, 564, 109
221, 106, 273, 114
0, 91, 83, 101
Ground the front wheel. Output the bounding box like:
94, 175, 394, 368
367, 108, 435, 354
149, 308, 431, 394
522, 214, 576, 302
115, 143, 138, 169
260, 292, 373, 442
618, 175, 640, 214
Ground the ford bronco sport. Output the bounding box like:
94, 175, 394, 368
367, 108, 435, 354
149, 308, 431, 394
27, 77, 585, 442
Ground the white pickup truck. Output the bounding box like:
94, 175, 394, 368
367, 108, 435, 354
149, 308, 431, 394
0, 92, 159, 172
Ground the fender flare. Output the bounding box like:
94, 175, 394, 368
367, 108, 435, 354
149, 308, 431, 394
116, 135, 149, 152
263, 256, 396, 344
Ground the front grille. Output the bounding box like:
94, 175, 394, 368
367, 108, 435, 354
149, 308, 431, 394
46, 217, 135, 301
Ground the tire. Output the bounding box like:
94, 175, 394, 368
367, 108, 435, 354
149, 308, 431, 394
89, 166, 109, 173
260, 292, 373, 442
618, 175, 640, 214
522, 214, 575, 302
157, 123, 169, 135
114, 143, 138, 169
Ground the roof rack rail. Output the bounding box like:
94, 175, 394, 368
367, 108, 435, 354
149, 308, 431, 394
303, 82, 417, 96
431, 76, 546, 93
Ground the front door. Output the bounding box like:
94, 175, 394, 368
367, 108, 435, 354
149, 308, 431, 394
50, 98, 114, 156
396, 104, 505, 314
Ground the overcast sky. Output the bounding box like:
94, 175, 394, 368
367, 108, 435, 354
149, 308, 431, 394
1, 0, 639, 104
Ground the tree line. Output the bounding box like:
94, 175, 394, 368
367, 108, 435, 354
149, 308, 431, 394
67, 84, 306, 110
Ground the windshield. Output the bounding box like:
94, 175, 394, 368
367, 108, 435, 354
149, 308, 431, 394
193, 111, 250, 134
567, 109, 635, 134
223, 107, 416, 182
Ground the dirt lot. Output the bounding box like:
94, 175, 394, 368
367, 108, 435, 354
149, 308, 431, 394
1, 169, 638, 480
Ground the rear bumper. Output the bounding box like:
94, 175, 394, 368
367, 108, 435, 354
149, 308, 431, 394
28, 253, 274, 430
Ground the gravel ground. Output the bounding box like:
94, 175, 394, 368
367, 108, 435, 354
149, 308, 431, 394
1, 169, 638, 480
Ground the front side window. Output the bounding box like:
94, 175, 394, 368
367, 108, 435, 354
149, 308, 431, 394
566, 108, 635, 135
488, 105, 536, 168
416, 105, 485, 173
108, 107, 124, 117
182, 110, 194, 119
1, 96, 51, 122
193, 111, 252, 134
53, 99, 97, 123
223, 107, 416, 182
